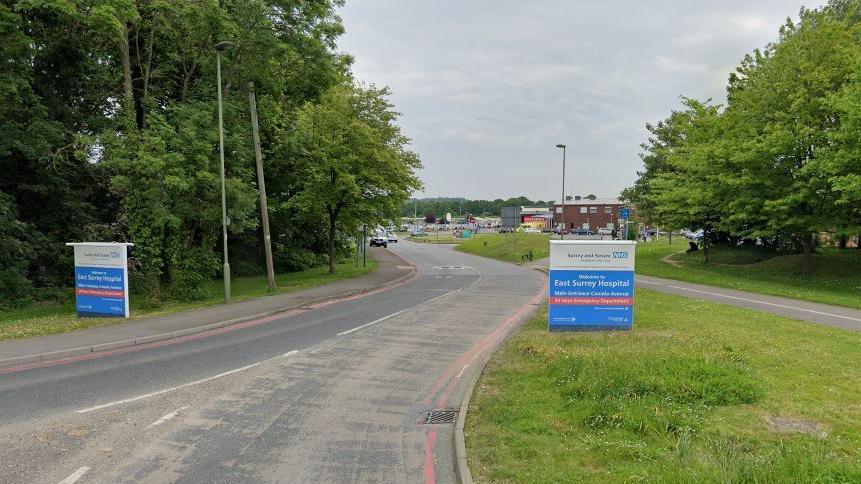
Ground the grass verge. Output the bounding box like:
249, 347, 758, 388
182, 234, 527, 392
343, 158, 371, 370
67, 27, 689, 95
466, 291, 861, 482
637, 239, 861, 309
457, 233, 553, 264
0, 260, 375, 341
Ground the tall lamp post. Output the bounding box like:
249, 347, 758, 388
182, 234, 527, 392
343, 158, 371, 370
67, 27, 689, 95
215, 40, 236, 303
555, 144, 567, 239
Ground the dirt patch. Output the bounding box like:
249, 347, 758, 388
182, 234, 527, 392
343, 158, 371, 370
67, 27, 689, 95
767, 416, 827, 438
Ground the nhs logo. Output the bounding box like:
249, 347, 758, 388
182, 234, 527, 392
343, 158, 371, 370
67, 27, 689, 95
612, 252, 629, 259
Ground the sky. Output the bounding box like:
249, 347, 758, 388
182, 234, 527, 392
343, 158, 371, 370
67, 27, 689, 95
336, 0, 825, 201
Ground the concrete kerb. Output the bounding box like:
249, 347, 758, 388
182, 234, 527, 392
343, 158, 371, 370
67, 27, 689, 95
454, 367, 480, 484
0, 251, 417, 370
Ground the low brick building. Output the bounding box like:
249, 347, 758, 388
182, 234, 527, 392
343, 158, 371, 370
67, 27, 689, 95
552, 197, 628, 231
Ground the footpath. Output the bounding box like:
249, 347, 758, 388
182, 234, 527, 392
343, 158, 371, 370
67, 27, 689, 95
525, 258, 861, 331
0, 248, 414, 368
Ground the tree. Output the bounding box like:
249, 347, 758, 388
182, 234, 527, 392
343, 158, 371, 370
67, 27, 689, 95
286, 84, 422, 273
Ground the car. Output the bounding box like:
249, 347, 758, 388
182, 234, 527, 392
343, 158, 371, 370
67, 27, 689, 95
410, 230, 428, 237
498, 227, 516, 233
369, 235, 388, 247
387, 232, 398, 243
522, 227, 541, 233
597, 227, 613, 236
687, 229, 704, 241
572, 228, 593, 236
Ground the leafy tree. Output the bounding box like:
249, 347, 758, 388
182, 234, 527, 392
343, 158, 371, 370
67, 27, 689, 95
286, 83, 422, 273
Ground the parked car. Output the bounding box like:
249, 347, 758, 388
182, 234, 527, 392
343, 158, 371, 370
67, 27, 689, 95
597, 227, 613, 236
369, 235, 388, 247
498, 227, 516, 233
410, 230, 429, 237
387, 232, 398, 243
522, 227, 541, 234
573, 228, 593, 236
687, 229, 704, 241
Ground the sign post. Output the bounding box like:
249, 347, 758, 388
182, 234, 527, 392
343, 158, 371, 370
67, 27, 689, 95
548, 240, 636, 331
66, 242, 134, 318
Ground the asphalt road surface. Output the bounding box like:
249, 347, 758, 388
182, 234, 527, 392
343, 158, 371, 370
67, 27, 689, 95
0, 241, 545, 483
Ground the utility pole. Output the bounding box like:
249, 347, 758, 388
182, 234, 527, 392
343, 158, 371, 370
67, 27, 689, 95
556, 144, 567, 239
247, 81, 276, 292
215, 41, 236, 304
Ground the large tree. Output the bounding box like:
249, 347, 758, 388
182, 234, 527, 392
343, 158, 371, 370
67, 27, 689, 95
286, 84, 422, 273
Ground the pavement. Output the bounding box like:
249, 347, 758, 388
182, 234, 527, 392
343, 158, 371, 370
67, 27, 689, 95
525, 258, 861, 331
0, 248, 413, 368
0, 241, 545, 483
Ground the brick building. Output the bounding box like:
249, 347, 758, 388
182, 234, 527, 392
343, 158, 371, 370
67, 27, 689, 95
552, 197, 628, 231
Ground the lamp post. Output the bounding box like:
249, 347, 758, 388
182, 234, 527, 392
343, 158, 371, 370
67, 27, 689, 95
555, 144, 566, 239
215, 40, 236, 303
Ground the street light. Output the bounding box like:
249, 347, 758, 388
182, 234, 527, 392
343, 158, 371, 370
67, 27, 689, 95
555, 144, 566, 239
215, 40, 236, 303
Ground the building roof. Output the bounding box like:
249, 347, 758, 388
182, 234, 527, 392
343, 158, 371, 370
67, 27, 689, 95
554, 198, 621, 206
520, 206, 550, 214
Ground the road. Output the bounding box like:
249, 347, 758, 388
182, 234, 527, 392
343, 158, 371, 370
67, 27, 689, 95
0, 241, 545, 483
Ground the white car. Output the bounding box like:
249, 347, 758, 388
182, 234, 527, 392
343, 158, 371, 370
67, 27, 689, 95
523, 227, 541, 233
597, 227, 613, 236
387, 232, 398, 243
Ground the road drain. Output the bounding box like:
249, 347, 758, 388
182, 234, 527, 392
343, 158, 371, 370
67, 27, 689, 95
424, 410, 457, 424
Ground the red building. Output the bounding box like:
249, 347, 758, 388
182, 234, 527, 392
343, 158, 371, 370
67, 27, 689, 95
552, 197, 628, 231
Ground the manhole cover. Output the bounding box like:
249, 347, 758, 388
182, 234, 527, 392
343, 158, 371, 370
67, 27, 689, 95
424, 410, 457, 424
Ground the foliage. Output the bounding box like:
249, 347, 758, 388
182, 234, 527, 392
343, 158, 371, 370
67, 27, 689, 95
403, 196, 556, 219
626, 0, 861, 273
284, 83, 422, 273
0, 0, 416, 306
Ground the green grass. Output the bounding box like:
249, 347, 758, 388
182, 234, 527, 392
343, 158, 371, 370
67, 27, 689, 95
637, 239, 861, 309
457, 233, 553, 264
0, 260, 374, 341
466, 292, 861, 483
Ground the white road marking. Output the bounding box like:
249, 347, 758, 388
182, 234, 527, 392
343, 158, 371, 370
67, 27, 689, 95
147, 406, 189, 428
456, 352, 483, 378
639, 280, 861, 322
337, 287, 466, 337
58, 466, 90, 484
76, 350, 303, 414
76, 362, 261, 414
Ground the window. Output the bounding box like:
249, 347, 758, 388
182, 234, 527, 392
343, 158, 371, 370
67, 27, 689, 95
580, 207, 587, 214
604, 206, 612, 214
589, 206, 597, 214
556, 207, 562, 213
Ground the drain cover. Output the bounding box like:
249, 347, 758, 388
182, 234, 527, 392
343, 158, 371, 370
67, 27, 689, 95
424, 410, 457, 424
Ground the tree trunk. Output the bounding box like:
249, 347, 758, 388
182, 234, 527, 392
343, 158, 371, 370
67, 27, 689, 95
327, 212, 336, 274
801, 232, 814, 275
120, 24, 136, 128
837, 234, 848, 250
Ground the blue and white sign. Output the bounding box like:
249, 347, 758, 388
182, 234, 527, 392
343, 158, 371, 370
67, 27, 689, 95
66, 242, 133, 318
619, 207, 630, 220
548, 240, 636, 331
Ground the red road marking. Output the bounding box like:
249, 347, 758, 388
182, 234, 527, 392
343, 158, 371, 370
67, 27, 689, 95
422, 287, 546, 480
0, 255, 423, 376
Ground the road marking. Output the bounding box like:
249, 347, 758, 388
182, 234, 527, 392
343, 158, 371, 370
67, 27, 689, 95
58, 466, 89, 484
455, 352, 482, 378
337, 286, 468, 337
74, 350, 303, 414
638, 280, 861, 322
147, 406, 189, 428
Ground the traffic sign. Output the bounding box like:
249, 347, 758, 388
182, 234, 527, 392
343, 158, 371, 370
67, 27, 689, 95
619, 207, 630, 219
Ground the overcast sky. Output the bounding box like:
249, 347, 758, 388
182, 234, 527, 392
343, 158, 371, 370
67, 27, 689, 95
336, 1, 823, 201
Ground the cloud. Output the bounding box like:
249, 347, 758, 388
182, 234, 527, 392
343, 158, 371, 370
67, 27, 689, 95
337, 0, 822, 200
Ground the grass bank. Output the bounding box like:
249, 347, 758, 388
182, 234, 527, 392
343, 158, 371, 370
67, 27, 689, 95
457, 233, 553, 264
0, 260, 374, 341
466, 292, 861, 482
637, 239, 861, 309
